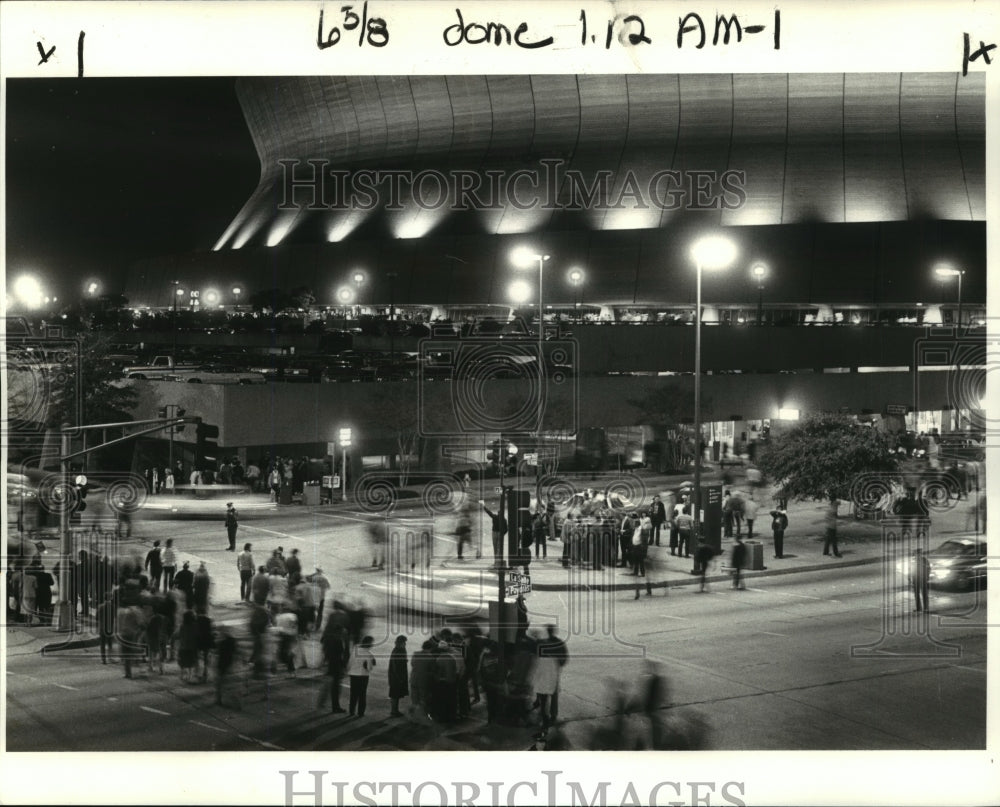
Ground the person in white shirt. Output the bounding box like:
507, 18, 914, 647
743, 494, 760, 538
274, 604, 299, 672
346, 635, 376, 717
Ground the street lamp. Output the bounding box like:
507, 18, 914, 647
352, 270, 366, 317
511, 248, 550, 436
690, 235, 738, 556
338, 426, 352, 500
568, 267, 585, 319
336, 286, 355, 308
934, 264, 964, 328
86, 280, 100, 297
232, 286, 242, 310
751, 263, 768, 326
13, 274, 44, 309
203, 289, 220, 308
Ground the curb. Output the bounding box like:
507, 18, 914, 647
40, 636, 101, 655
528, 555, 882, 592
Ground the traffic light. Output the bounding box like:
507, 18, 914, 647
72, 474, 88, 515
488, 440, 501, 465
175, 407, 186, 433
158, 406, 168, 419
195, 422, 220, 472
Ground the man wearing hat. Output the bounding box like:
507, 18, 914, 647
225, 502, 239, 551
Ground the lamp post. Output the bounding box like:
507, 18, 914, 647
751, 263, 767, 326
387, 271, 398, 365
690, 235, 738, 556
339, 427, 352, 500
512, 248, 550, 436
232, 286, 242, 311
934, 264, 964, 329
172, 281, 183, 365
568, 267, 585, 321
353, 270, 366, 318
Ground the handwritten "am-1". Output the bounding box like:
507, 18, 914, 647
443, 8, 780, 49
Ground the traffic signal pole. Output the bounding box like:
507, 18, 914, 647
54, 415, 200, 631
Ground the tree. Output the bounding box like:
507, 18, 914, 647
755, 414, 898, 539
45, 331, 138, 429
627, 383, 710, 473
368, 385, 421, 487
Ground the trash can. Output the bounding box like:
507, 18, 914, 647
745, 540, 765, 570
302, 482, 320, 506
279, 484, 293, 505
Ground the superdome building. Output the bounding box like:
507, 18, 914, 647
127, 73, 986, 469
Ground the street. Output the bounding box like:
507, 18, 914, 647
7, 554, 986, 751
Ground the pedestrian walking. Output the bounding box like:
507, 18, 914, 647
161, 538, 178, 591
318, 622, 348, 712
534, 625, 568, 733
532, 511, 548, 559
248, 603, 271, 677
730, 535, 747, 590
694, 539, 715, 593
144, 540, 163, 592
769, 506, 788, 559
250, 565, 270, 606
225, 502, 238, 551
455, 503, 473, 561
409, 640, 436, 721
722, 491, 735, 539
822, 500, 842, 557
910, 547, 930, 613
266, 548, 287, 577
275, 603, 299, 673
367, 521, 385, 569
117, 601, 145, 679
388, 635, 409, 717
347, 635, 376, 717
237, 543, 255, 601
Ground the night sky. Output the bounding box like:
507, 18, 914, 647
5, 78, 259, 300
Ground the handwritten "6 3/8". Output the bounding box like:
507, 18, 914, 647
317, 3, 389, 49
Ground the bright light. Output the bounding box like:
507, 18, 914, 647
567, 267, 585, 286
508, 443, 518, 455
232, 286, 242, 296
175, 287, 185, 297
690, 235, 738, 270
751, 263, 768, 282
777, 408, 800, 420
508, 279, 532, 304
266, 210, 300, 247
339, 427, 353, 447
13, 275, 44, 309
336, 286, 355, 304
934, 264, 961, 278
352, 270, 366, 285
511, 247, 549, 269
203, 289, 220, 305
86, 281, 100, 295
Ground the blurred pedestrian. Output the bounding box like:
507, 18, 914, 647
347, 635, 376, 717
237, 543, 255, 602
145, 541, 163, 593
388, 635, 409, 717
676, 505, 694, 558
481, 499, 507, 566
214, 626, 240, 707
275, 603, 299, 673
117, 601, 145, 679
368, 521, 385, 569
177, 610, 199, 683
730, 535, 747, 590
694, 539, 714, 593
769, 505, 788, 559
533, 625, 568, 732
193, 562, 211, 613
318, 622, 348, 713
251, 565, 270, 606
225, 502, 239, 551
96, 592, 116, 664
649, 495, 667, 546
248, 603, 271, 677
911, 547, 930, 613
409, 639, 436, 721
629, 517, 647, 578
307, 567, 330, 630
286, 547, 303, 587
196, 611, 214, 681
743, 493, 759, 538
722, 491, 735, 538
266, 548, 287, 577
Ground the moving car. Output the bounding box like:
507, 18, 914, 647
896, 537, 987, 592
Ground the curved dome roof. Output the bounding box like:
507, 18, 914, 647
216, 73, 984, 251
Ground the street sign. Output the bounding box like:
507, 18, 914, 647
523, 452, 538, 466
507, 571, 530, 585
505, 582, 532, 597
494, 486, 503, 494
886, 404, 908, 416
327, 442, 337, 456
332, 474, 341, 488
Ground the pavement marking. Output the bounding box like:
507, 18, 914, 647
53, 683, 79, 691
952, 665, 986, 674
760, 631, 790, 637
242, 524, 304, 540
140, 706, 171, 716
313, 511, 381, 525
746, 587, 841, 603
189, 720, 228, 733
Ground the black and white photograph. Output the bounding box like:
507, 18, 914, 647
2, 2, 997, 805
